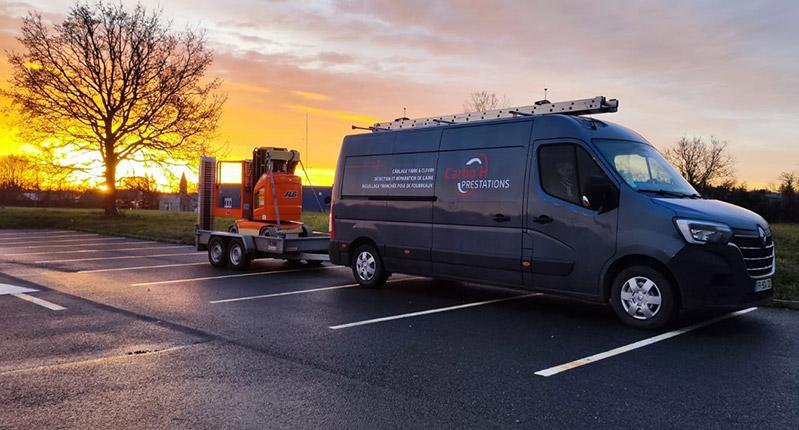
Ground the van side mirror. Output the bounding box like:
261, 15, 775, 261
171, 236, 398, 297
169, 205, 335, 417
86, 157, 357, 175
585, 178, 618, 213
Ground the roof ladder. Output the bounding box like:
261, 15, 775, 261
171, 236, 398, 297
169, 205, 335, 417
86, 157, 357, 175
368, 96, 618, 132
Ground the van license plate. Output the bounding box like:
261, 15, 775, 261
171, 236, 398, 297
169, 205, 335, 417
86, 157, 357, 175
754, 278, 772, 292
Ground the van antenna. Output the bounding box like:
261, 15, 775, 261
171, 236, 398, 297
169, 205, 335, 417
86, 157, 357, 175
535, 88, 550, 105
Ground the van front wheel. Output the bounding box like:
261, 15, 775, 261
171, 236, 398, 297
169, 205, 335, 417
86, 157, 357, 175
352, 244, 388, 288
610, 266, 677, 329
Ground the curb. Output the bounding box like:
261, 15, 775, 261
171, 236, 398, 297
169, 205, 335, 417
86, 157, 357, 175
767, 299, 799, 310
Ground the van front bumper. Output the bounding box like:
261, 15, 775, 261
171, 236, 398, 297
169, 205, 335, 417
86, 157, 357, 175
667, 244, 773, 310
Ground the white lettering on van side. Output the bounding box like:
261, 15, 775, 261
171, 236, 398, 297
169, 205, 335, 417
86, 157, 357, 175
361, 165, 436, 191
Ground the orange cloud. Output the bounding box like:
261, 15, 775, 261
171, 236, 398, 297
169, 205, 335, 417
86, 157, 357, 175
291, 90, 329, 101
288, 104, 380, 126
222, 80, 270, 94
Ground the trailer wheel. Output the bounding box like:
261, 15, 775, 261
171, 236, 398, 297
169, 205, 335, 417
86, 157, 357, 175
610, 265, 677, 329
227, 238, 251, 270
351, 244, 388, 288
207, 237, 228, 268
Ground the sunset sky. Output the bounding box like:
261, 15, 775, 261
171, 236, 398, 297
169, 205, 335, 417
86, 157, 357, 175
1, 1, 798, 189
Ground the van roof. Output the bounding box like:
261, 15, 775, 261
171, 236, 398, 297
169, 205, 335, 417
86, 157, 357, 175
343, 114, 648, 149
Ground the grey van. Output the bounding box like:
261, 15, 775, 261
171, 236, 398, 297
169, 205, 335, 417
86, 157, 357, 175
328, 98, 774, 328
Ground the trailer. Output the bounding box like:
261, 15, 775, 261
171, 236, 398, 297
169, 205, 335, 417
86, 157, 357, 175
195, 147, 330, 270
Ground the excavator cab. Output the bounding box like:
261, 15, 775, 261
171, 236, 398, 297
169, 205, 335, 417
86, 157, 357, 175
250, 148, 302, 224
211, 147, 304, 237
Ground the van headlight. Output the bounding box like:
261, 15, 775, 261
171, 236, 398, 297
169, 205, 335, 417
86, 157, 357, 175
674, 219, 732, 245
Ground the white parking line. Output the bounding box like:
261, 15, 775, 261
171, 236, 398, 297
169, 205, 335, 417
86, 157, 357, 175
533, 307, 758, 377
210, 276, 425, 304
13, 240, 153, 250
77, 262, 208, 273
7, 245, 191, 256
0, 230, 73, 237
35, 252, 201, 264
13, 293, 67, 311
0, 283, 66, 311
211, 284, 359, 303
2, 237, 126, 246
0, 233, 99, 242
330, 293, 541, 330
131, 266, 336, 286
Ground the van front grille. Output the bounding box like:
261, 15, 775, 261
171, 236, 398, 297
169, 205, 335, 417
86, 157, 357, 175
729, 234, 775, 278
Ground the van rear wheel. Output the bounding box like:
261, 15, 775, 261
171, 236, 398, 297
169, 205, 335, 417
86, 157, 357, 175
610, 265, 677, 329
352, 244, 388, 288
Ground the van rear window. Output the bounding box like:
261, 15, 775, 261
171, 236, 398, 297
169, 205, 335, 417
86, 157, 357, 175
341, 153, 436, 198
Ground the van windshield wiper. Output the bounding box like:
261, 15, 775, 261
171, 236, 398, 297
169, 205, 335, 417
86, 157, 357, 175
638, 189, 701, 199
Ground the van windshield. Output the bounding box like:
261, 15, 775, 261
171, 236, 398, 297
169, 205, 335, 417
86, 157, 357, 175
593, 139, 699, 198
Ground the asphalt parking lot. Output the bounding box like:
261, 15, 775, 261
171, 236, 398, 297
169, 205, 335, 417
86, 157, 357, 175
0, 229, 797, 429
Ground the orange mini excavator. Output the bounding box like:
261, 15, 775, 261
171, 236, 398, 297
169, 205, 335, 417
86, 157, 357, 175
213, 147, 309, 237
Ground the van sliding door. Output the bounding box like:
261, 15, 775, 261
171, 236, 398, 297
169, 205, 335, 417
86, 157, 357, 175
432, 122, 531, 287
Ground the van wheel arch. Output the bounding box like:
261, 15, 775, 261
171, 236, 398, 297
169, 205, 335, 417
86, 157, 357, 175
349, 237, 378, 264
602, 255, 681, 308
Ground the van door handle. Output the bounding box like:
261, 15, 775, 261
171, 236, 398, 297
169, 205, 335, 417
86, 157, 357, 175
532, 214, 553, 224
493, 214, 511, 222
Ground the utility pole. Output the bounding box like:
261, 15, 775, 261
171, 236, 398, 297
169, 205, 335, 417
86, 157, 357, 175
305, 111, 309, 168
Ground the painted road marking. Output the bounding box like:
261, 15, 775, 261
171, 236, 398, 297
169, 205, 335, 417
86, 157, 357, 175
0, 284, 38, 295
12, 240, 153, 250
0, 283, 66, 311
77, 262, 208, 274
211, 284, 359, 303
0, 230, 73, 237
330, 293, 541, 330
533, 307, 758, 377
7, 245, 190, 256
210, 276, 425, 304
0, 233, 100, 242
0, 232, 94, 240
132, 266, 337, 286
35, 252, 201, 264
2, 237, 127, 246
12, 293, 67, 311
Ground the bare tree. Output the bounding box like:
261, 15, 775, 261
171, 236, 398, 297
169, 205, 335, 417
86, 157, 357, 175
778, 171, 796, 195
0, 154, 36, 190
463, 91, 511, 112
778, 171, 798, 222
4, 2, 225, 215
663, 136, 735, 192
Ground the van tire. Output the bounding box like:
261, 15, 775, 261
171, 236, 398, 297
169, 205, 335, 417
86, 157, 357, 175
610, 265, 677, 329
227, 238, 251, 270
208, 237, 228, 268
351, 244, 388, 288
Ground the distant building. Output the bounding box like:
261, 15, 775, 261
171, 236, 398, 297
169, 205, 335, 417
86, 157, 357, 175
159, 192, 197, 212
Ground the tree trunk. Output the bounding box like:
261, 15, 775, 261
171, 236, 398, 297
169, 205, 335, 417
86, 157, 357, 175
104, 160, 119, 216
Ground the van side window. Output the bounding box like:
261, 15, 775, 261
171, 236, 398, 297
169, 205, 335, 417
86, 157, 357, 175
576, 147, 615, 211
539, 145, 580, 205
539, 144, 615, 210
